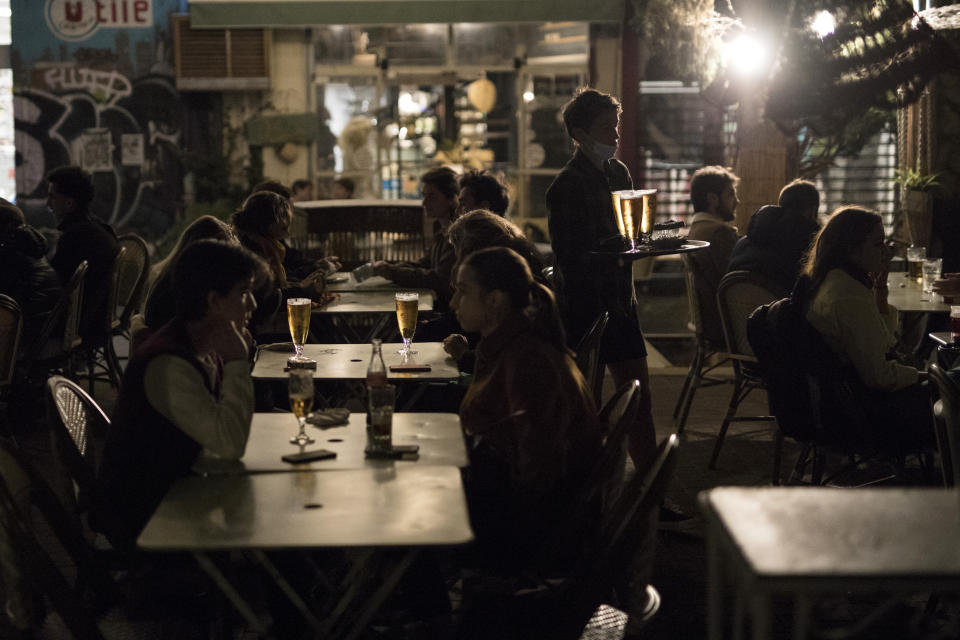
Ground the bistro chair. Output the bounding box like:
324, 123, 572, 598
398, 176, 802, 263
711, 271, 784, 478
0, 294, 22, 391
115, 233, 151, 341
673, 254, 730, 432
46, 375, 111, 513
929, 364, 960, 486
18, 261, 87, 383
82, 248, 126, 394
520, 434, 679, 640
0, 440, 112, 638
575, 312, 610, 404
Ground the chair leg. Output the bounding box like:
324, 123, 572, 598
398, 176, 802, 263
87, 349, 96, 396
811, 447, 826, 485
789, 443, 812, 484
675, 345, 705, 433
105, 339, 122, 389
672, 359, 696, 422
772, 429, 784, 486
709, 373, 743, 469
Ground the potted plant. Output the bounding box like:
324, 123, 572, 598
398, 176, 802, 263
893, 167, 940, 248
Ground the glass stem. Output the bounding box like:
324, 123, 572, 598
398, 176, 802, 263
298, 417, 307, 439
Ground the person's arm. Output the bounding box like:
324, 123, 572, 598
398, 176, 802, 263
375, 238, 455, 301
831, 294, 918, 391
143, 355, 254, 459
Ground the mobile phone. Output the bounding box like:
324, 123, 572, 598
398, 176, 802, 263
365, 444, 420, 459
282, 449, 337, 464
389, 364, 431, 372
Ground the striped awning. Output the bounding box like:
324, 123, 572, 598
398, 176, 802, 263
188, 0, 624, 27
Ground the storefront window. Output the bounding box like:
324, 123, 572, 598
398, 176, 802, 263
453, 24, 517, 67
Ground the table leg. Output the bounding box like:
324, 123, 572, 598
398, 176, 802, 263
707, 527, 723, 640
793, 594, 812, 640
339, 549, 420, 640
192, 552, 268, 636
251, 550, 324, 634
750, 593, 771, 640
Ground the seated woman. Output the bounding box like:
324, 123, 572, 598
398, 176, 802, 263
372, 167, 458, 308
453, 246, 600, 566
144, 215, 236, 329
97, 240, 262, 548
801, 206, 931, 454
441, 210, 547, 370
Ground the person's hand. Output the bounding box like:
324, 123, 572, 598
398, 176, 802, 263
316, 257, 342, 274
210, 320, 253, 362
442, 334, 469, 361
371, 261, 390, 277
932, 273, 960, 297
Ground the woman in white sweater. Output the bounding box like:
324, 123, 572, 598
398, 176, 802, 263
802, 206, 930, 454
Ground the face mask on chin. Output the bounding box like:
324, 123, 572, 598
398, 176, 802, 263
581, 134, 617, 166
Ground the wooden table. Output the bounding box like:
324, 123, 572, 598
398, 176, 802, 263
886, 277, 950, 313
252, 342, 459, 382
139, 466, 473, 638
701, 487, 960, 640
194, 412, 468, 475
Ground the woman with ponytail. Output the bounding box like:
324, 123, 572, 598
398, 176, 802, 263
452, 246, 600, 564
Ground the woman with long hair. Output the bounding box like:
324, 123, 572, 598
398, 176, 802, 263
144, 215, 236, 328
801, 206, 930, 453
452, 246, 600, 563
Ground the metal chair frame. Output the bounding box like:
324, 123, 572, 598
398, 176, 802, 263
712, 270, 785, 480
115, 233, 151, 338
673, 254, 731, 432
929, 364, 960, 486
575, 312, 610, 405
81, 248, 126, 394
19, 261, 87, 382
0, 294, 22, 389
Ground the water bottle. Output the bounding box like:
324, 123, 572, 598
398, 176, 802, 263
366, 339, 387, 430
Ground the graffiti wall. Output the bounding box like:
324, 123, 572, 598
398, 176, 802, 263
11, 0, 187, 243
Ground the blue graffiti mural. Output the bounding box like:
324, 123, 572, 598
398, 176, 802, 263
12, 0, 185, 242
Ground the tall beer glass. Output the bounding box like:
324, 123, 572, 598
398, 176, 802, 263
288, 369, 315, 445
395, 292, 419, 356
287, 298, 313, 364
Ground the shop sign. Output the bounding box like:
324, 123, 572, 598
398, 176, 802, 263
45, 0, 154, 42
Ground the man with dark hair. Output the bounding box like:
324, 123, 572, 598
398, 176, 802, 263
290, 179, 314, 203
373, 167, 459, 307
98, 240, 260, 548
458, 170, 509, 217
728, 179, 821, 292
686, 165, 740, 344
0, 199, 62, 348
332, 177, 355, 199
47, 165, 118, 338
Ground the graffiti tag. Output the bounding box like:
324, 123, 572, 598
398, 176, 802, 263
44, 67, 133, 106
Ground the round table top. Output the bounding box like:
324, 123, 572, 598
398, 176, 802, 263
590, 238, 710, 261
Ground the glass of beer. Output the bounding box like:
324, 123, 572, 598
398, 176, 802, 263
286, 297, 314, 364
288, 369, 315, 446
614, 190, 637, 248
395, 292, 419, 356
907, 245, 926, 284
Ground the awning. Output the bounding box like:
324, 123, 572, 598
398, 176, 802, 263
188, 0, 624, 27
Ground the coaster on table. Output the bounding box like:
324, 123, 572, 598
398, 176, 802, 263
307, 408, 351, 428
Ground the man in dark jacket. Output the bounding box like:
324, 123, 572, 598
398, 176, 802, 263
727, 179, 821, 293
47, 166, 118, 338
0, 199, 62, 350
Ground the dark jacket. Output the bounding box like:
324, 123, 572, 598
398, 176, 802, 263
50, 212, 118, 338
0, 225, 63, 349
460, 312, 600, 563
546, 150, 645, 361
377, 232, 456, 309
97, 322, 208, 548
728, 205, 819, 293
